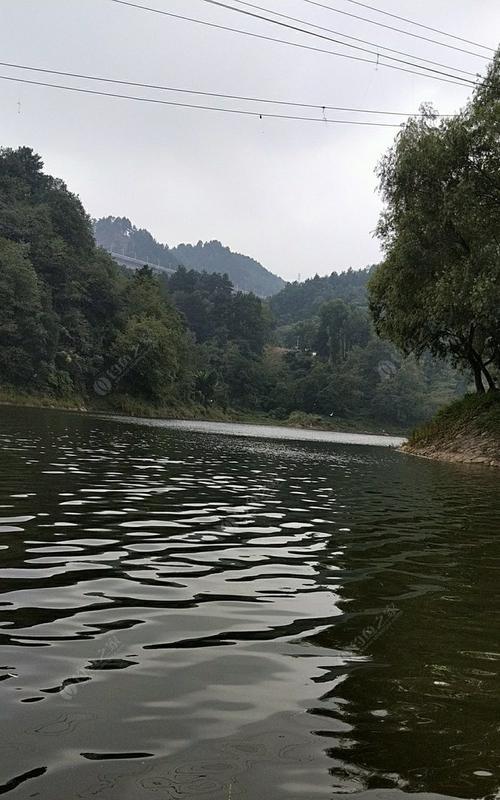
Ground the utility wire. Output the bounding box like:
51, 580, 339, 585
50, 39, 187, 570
340, 0, 494, 53
198, 0, 478, 84
107, 0, 478, 88
209, 0, 480, 79
0, 62, 459, 117
0, 74, 409, 125
301, 0, 491, 60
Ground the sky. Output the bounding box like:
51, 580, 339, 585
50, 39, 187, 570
1, 0, 499, 281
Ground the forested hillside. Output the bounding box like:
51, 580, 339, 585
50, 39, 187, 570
270, 268, 371, 324
0, 148, 192, 404
0, 147, 467, 431
171, 241, 284, 296
93, 216, 285, 297
93, 216, 179, 269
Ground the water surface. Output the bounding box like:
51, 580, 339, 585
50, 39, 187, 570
110, 416, 405, 448
0, 407, 498, 799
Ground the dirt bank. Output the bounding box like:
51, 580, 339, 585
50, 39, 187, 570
404, 393, 500, 467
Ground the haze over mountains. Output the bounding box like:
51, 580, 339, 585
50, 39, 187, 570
93, 216, 285, 297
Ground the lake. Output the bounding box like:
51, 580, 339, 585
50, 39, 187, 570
0, 406, 499, 799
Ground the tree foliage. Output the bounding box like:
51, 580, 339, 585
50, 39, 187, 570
270, 268, 371, 325
93, 216, 179, 269
0, 148, 189, 403
0, 146, 467, 429
94, 217, 285, 297
369, 54, 500, 393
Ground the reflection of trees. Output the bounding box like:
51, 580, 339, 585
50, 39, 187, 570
306, 452, 500, 797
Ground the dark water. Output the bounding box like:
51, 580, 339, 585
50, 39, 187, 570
0, 407, 499, 800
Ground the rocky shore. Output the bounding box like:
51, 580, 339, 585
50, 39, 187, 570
404, 393, 500, 468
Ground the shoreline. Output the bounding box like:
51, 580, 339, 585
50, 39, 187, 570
402, 393, 500, 468
3, 390, 498, 465
0, 391, 408, 438
402, 441, 500, 468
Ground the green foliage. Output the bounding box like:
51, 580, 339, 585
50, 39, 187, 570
408, 392, 500, 448
369, 54, 500, 393
268, 274, 466, 428
270, 268, 371, 324
93, 216, 179, 269
0, 148, 191, 405
0, 237, 47, 385
163, 267, 273, 408
108, 268, 189, 402
171, 240, 285, 297
315, 300, 370, 365
0, 146, 468, 431
94, 217, 285, 297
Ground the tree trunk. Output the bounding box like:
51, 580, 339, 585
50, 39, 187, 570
472, 362, 485, 393
481, 363, 497, 392
467, 338, 487, 393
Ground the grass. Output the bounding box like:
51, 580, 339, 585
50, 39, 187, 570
408, 391, 500, 448
0, 387, 87, 411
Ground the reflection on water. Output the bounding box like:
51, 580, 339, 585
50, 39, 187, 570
0, 406, 498, 799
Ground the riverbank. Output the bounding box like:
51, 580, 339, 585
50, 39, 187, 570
0, 388, 408, 437
404, 393, 500, 467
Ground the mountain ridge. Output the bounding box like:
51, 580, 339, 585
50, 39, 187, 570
93, 216, 285, 297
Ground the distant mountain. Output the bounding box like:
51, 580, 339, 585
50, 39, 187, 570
93, 217, 285, 297
93, 217, 179, 270
170, 240, 284, 297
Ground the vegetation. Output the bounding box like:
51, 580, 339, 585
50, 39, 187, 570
171, 240, 284, 297
270, 268, 370, 324
0, 146, 469, 433
369, 55, 500, 395
0, 147, 191, 405
267, 275, 466, 427
94, 216, 285, 297
93, 216, 179, 269
408, 392, 500, 449
405, 392, 500, 466
367, 51, 500, 461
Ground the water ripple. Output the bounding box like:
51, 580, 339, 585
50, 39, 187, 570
0, 408, 498, 799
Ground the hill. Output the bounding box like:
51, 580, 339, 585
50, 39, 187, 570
93, 216, 179, 270
171, 240, 284, 296
93, 216, 285, 297
270, 268, 372, 324
0, 148, 191, 406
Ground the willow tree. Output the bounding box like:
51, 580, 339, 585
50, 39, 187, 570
369, 53, 500, 393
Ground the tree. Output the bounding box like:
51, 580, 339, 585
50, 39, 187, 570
369, 57, 500, 393
315, 300, 371, 366
0, 146, 468, 427
0, 148, 193, 402
270, 268, 372, 325
0, 237, 48, 385
111, 267, 190, 402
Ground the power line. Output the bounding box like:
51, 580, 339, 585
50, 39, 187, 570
300, 0, 491, 61
207, 0, 480, 79
107, 0, 478, 88
0, 74, 408, 126
0, 62, 459, 117
340, 0, 494, 53
182, 0, 479, 85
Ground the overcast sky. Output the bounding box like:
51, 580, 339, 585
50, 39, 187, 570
1, 1, 499, 280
